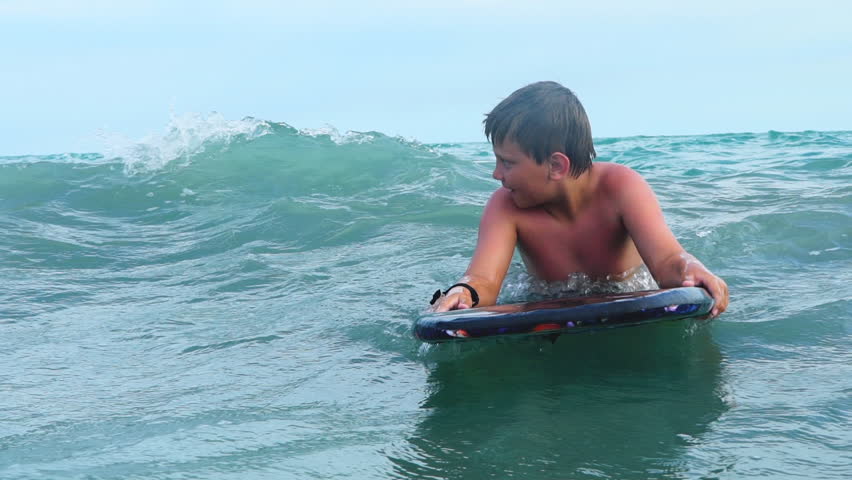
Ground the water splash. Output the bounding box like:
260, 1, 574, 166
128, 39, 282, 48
499, 264, 659, 302
96, 112, 271, 174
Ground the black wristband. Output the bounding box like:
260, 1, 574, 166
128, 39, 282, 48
429, 283, 480, 307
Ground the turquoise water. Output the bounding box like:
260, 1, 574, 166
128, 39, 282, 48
1, 116, 850, 479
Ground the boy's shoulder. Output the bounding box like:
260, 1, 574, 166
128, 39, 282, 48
596, 162, 643, 187
485, 186, 523, 216
594, 162, 651, 201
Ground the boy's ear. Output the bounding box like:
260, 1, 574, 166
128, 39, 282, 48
547, 152, 571, 180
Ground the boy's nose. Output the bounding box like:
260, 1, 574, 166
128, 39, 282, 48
492, 165, 502, 181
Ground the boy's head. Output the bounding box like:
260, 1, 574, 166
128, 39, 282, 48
484, 81, 596, 178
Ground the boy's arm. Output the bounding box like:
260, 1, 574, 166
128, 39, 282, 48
615, 167, 729, 317
432, 189, 517, 312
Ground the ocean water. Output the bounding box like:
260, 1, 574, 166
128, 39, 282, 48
1, 115, 850, 479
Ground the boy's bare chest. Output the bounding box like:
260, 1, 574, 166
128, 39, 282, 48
515, 206, 638, 280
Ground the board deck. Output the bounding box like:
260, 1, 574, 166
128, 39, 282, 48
415, 287, 714, 343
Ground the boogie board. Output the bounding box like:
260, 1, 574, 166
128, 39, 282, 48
415, 287, 713, 343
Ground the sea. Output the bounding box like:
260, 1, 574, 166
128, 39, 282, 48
1, 114, 850, 479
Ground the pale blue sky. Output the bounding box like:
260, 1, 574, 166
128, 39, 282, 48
1, 0, 850, 155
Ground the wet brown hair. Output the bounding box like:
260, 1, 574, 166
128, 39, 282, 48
484, 81, 596, 177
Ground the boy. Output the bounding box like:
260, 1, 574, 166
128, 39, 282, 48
431, 81, 729, 316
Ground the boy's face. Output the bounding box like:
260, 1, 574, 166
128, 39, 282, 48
492, 140, 553, 208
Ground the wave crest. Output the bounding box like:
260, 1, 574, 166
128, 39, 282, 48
98, 112, 272, 174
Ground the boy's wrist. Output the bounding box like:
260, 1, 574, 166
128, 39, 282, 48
446, 283, 479, 306
447, 287, 471, 303
429, 283, 480, 307
446, 286, 467, 295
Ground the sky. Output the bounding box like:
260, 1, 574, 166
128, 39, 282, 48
1, 0, 850, 155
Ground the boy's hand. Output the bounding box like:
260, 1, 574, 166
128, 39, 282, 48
681, 259, 729, 317
431, 289, 474, 312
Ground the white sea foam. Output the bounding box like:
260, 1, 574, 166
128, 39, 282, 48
0, 152, 106, 166
98, 112, 271, 174
809, 247, 842, 256
298, 125, 377, 145
295, 124, 436, 154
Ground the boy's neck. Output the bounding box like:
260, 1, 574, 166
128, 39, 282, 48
542, 167, 597, 222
